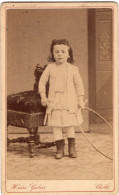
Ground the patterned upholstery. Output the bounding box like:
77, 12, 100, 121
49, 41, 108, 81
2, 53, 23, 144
7, 91, 46, 113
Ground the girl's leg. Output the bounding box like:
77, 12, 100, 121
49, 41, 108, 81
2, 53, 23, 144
53, 127, 63, 141
65, 127, 77, 158
53, 127, 65, 159
65, 126, 75, 138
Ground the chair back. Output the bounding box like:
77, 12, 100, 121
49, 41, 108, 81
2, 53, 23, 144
34, 64, 49, 96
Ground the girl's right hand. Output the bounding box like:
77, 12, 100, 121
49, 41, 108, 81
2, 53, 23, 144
40, 92, 49, 106
41, 97, 49, 107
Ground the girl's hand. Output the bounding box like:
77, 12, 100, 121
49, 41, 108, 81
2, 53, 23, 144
78, 96, 85, 109
78, 97, 88, 109
41, 97, 49, 107
78, 100, 85, 109
40, 92, 49, 107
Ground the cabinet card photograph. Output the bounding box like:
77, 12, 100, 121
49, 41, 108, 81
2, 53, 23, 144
1, 2, 118, 195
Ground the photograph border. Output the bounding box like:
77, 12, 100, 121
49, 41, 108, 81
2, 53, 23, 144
1, 2, 118, 194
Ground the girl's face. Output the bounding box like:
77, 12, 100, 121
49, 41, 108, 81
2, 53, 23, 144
53, 44, 69, 64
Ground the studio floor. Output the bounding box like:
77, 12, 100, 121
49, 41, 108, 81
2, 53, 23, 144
7, 129, 113, 180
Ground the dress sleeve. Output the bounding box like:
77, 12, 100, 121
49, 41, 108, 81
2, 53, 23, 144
39, 65, 50, 94
73, 66, 84, 96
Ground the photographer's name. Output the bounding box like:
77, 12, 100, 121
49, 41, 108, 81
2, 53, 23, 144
11, 183, 46, 192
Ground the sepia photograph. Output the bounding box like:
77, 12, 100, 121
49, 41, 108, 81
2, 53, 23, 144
1, 2, 118, 194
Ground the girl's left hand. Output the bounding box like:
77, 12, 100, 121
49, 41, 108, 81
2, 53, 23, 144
78, 96, 88, 109
78, 99, 88, 109
78, 101, 85, 109
78, 96, 84, 109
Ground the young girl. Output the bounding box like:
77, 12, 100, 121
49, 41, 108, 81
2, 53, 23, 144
39, 39, 85, 159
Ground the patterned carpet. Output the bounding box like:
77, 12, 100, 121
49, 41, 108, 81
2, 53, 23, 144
7, 132, 113, 180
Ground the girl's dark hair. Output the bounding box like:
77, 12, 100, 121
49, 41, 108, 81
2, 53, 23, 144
48, 39, 74, 64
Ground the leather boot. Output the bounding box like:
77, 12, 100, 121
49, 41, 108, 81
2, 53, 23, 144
68, 138, 77, 158
55, 139, 65, 159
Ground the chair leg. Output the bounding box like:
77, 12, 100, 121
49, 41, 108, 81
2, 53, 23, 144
28, 128, 37, 158
34, 127, 40, 145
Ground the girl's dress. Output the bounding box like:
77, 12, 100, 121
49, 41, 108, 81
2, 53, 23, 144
39, 62, 84, 127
